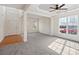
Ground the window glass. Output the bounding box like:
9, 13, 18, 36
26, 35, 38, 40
59, 15, 78, 35
59, 17, 67, 33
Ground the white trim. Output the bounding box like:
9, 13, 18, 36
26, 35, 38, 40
24, 12, 28, 42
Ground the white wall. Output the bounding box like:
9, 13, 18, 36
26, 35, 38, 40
4, 7, 24, 36
50, 17, 54, 35
27, 13, 51, 35
0, 5, 24, 42
27, 14, 39, 33
0, 6, 5, 42
39, 16, 51, 35
51, 9, 79, 42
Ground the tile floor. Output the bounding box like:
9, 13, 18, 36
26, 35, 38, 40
48, 38, 79, 55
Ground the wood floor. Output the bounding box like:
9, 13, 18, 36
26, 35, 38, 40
0, 34, 23, 47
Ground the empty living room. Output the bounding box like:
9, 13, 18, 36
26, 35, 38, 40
0, 3, 79, 56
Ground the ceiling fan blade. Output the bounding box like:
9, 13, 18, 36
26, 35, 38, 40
59, 4, 65, 8
59, 8, 67, 10
49, 7, 55, 9
49, 10, 55, 12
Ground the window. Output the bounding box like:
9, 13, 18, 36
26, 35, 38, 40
59, 15, 78, 35
59, 17, 67, 33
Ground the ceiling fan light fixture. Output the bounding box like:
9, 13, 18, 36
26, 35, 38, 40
49, 4, 67, 12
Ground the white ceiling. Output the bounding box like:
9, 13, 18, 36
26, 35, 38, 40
1, 4, 79, 17
1, 4, 79, 12
26, 4, 79, 17
0, 4, 30, 10
39, 4, 79, 12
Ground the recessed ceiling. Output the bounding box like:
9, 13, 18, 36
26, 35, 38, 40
0, 4, 30, 10
39, 4, 79, 12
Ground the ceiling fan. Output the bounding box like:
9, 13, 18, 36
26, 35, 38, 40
49, 4, 67, 12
